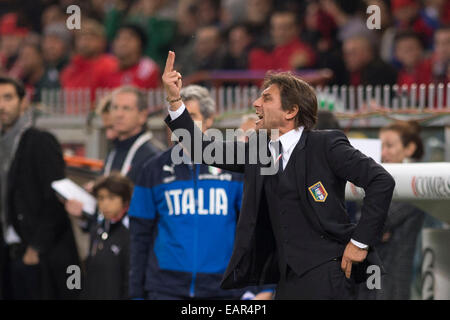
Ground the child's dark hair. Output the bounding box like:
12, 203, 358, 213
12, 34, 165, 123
92, 172, 134, 203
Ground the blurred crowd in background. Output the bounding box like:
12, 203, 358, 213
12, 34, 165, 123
0, 0, 449, 103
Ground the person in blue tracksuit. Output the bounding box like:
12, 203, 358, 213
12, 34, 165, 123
128, 85, 273, 300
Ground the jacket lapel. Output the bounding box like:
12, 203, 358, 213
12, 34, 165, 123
254, 132, 271, 217
293, 130, 309, 209
222, 134, 271, 286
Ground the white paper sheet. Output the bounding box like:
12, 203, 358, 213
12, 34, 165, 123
51, 178, 97, 215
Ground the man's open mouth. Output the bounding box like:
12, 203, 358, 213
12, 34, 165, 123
255, 113, 263, 124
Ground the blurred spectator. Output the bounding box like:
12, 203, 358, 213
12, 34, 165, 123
320, 0, 374, 44
196, 0, 221, 27
105, 0, 177, 67
423, 25, 450, 84
342, 36, 398, 86
301, 0, 337, 55
178, 25, 225, 76
60, 18, 117, 104
246, 0, 273, 47
357, 120, 426, 300
394, 31, 431, 85
423, 0, 450, 25
0, 13, 28, 78
42, 22, 72, 84
391, 0, 438, 49
40, 4, 66, 31
106, 23, 160, 89
102, 85, 161, 180
171, 0, 199, 64
249, 11, 316, 71
220, 0, 247, 28
222, 24, 254, 70
364, 0, 397, 63
0, 77, 79, 299
82, 173, 132, 300
16, 37, 52, 102
301, 0, 346, 82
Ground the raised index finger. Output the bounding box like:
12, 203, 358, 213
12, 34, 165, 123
164, 51, 175, 73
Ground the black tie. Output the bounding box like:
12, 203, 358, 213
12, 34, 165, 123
277, 141, 283, 173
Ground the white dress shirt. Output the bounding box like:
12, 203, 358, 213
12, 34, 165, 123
268, 127, 303, 171
168, 102, 186, 120
168, 104, 368, 249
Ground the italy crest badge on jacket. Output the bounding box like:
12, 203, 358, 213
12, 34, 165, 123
308, 181, 328, 202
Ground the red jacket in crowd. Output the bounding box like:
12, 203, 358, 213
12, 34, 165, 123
249, 38, 316, 71
61, 53, 118, 97
103, 57, 161, 89
397, 60, 432, 86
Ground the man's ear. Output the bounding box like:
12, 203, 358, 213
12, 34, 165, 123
285, 104, 299, 121
404, 142, 417, 158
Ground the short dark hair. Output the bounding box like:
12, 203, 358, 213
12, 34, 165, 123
263, 71, 318, 131
0, 76, 26, 100
394, 31, 424, 48
92, 172, 134, 204
117, 23, 148, 51
381, 120, 424, 160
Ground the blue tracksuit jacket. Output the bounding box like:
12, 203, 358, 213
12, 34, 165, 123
128, 147, 246, 299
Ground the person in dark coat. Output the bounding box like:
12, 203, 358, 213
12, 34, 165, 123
342, 35, 398, 86
162, 52, 395, 299
82, 173, 132, 300
0, 76, 79, 299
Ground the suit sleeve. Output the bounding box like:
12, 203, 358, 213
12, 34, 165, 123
165, 107, 246, 173
325, 130, 395, 246
128, 171, 157, 299
30, 131, 67, 253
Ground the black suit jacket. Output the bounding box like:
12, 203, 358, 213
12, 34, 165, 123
5, 128, 72, 253
1, 127, 80, 298
165, 109, 395, 289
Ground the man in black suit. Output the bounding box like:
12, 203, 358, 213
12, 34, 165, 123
162, 51, 395, 299
0, 77, 79, 299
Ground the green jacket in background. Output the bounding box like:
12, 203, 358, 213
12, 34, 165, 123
104, 8, 176, 68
